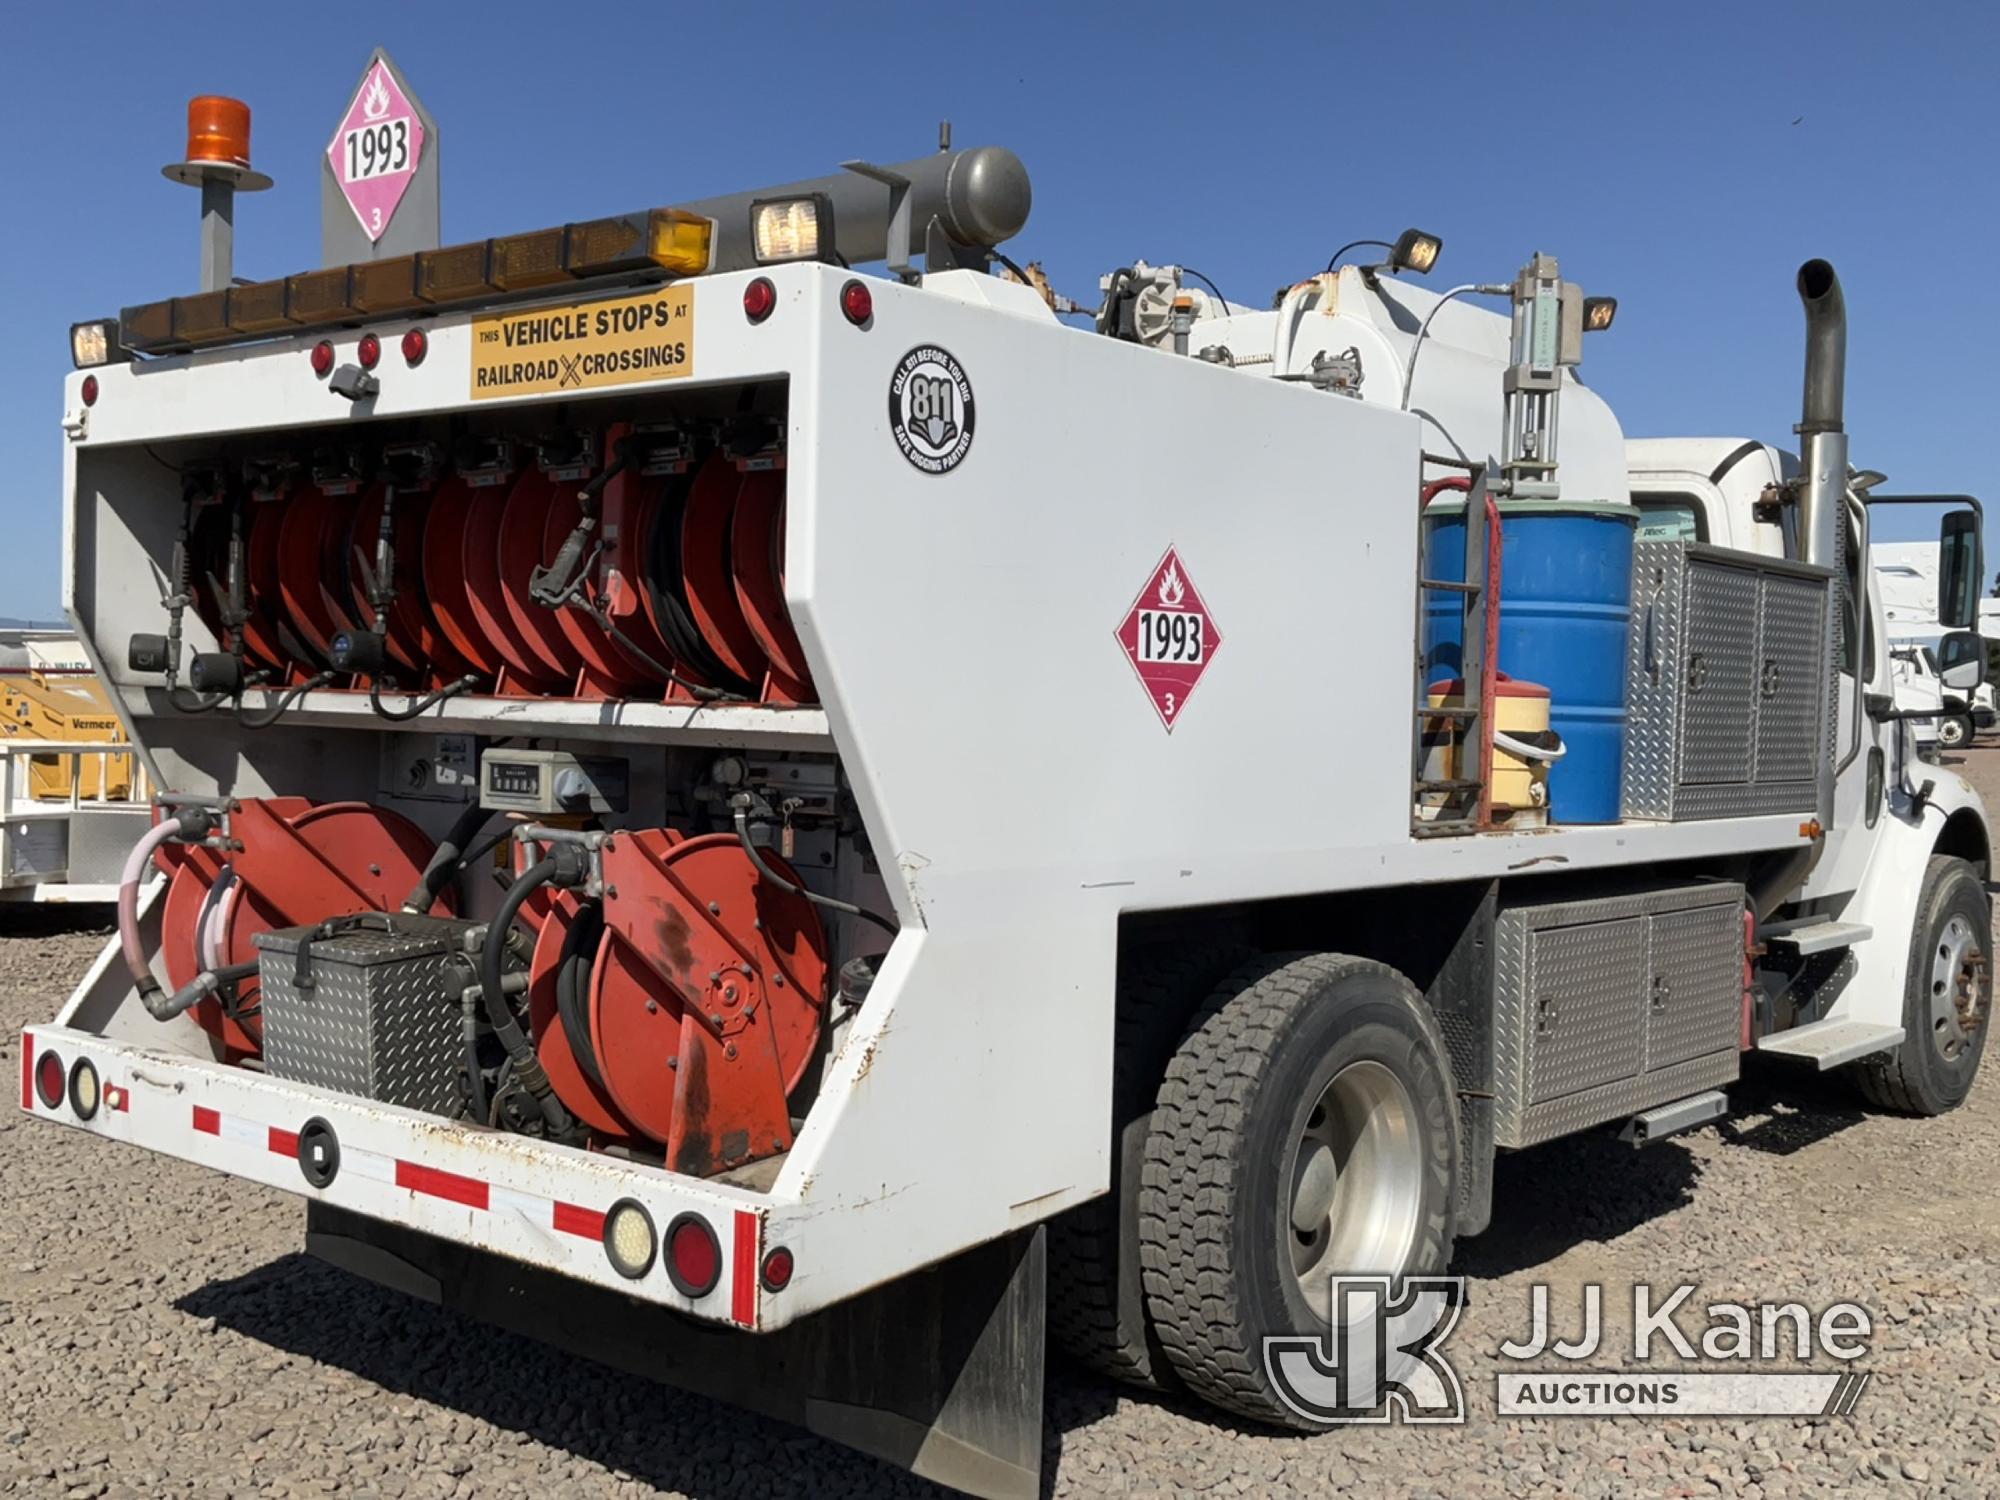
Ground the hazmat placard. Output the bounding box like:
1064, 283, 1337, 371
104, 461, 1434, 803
470, 285, 695, 400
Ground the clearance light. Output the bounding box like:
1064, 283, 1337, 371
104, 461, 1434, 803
1390, 228, 1443, 275
743, 277, 776, 323
602, 1198, 657, 1280
352, 256, 423, 314
665, 1212, 721, 1297
401, 327, 428, 365
1583, 296, 1618, 332
310, 340, 335, 377
751, 195, 830, 264
418, 242, 497, 303
226, 279, 294, 335
356, 332, 381, 370
81, 375, 99, 407
760, 1245, 795, 1292
67, 1058, 100, 1121
490, 228, 570, 290
839, 279, 873, 326
70, 319, 124, 369
34, 1049, 64, 1110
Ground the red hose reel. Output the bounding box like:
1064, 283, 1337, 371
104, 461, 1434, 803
187, 429, 815, 705
155, 798, 450, 1058
525, 830, 828, 1173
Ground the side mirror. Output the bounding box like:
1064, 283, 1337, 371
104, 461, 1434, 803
1939, 507, 1983, 628
1938, 629, 1985, 692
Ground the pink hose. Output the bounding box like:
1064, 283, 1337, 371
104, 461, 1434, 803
118, 817, 183, 998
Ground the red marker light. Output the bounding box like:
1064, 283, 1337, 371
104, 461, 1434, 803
310, 340, 335, 377
839, 279, 873, 326
743, 277, 776, 324
401, 327, 427, 366
80, 375, 99, 407
760, 1245, 794, 1292
356, 333, 381, 369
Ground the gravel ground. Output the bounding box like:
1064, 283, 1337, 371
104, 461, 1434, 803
4, 751, 2000, 1499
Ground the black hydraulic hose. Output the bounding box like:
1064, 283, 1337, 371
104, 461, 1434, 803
403, 801, 494, 913
731, 806, 899, 936
369, 673, 480, 722
240, 671, 335, 729
584, 602, 747, 703
480, 858, 571, 1132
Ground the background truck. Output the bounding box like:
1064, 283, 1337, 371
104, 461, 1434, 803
21, 111, 1992, 1496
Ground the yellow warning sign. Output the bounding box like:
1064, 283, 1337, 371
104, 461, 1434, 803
470, 284, 694, 400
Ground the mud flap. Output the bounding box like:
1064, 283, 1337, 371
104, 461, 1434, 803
305, 1203, 1045, 1500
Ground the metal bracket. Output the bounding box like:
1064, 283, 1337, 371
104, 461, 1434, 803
841, 160, 915, 281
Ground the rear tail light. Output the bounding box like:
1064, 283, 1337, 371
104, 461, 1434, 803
602, 1198, 657, 1280
665, 1212, 721, 1297
80, 375, 99, 407
401, 328, 428, 366
356, 332, 381, 370
34, 1050, 64, 1110
743, 277, 776, 324
839, 279, 873, 326
310, 340, 335, 377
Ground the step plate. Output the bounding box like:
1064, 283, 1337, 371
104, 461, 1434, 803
1757, 1020, 1904, 1070
1763, 920, 1874, 956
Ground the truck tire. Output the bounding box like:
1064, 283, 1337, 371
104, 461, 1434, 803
1047, 941, 1249, 1388
1937, 714, 1971, 750
1137, 953, 1457, 1427
1856, 855, 1990, 1115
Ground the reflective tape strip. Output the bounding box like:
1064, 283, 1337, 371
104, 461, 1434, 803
396, 1159, 489, 1210
340, 1145, 397, 1185
731, 1208, 759, 1327
553, 1201, 605, 1240
19, 1031, 31, 1111
215, 1113, 265, 1149
192, 1105, 220, 1135
268, 1126, 299, 1158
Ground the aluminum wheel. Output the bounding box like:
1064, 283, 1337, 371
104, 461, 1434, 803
1285, 1059, 1424, 1319
1929, 912, 1987, 1063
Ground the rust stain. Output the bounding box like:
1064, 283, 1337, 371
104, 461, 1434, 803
655, 904, 696, 977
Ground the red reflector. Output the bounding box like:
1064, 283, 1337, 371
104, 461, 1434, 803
35, 1051, 65, 1110
401, 327, 427, 366
839, 279, 873, 326
192, 1105, 220, 1135
20, 1031, 33, 1111
395, 1158, 489, 1210
553, 1201, 606, 1240
760, 1244, 794, 1292
268, 1126, 299, 1158
666, 1213, 721, 1297
310, 340, 334, 377
743, 277, 776, 323
81, 375, 99, 407
356, 333, 381, 370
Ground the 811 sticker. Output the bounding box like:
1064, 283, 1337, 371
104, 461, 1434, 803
1116, 546, 1223, 732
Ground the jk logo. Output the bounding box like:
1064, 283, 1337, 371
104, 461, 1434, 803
1263, 1276, 1467, 1425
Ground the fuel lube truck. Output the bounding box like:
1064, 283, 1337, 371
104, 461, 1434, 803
24, 131, 1992, 1496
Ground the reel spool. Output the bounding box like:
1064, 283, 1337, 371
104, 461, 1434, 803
155, 798, 450, 1058
525, 829, 827, 1172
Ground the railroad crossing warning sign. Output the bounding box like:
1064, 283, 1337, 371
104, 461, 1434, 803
1115, 546, 1223, 732
321, 50, 439, 263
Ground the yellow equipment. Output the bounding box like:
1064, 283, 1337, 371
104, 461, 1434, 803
0, 671, 136, 801
1422, 675, 1562, 825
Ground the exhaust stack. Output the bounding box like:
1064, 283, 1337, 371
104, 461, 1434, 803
1796, 258, 1847, 839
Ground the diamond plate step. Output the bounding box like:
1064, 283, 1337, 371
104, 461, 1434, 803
1762, 919, 1873, 956
1756, 1020, 1904, 1069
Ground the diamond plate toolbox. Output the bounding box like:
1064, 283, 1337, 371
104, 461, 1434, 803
1623, 541, 1835, 821
254, 914, 476, 1115
1493, 882, 1746, 1148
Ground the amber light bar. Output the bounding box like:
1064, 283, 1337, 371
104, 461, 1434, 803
119, 207, 715, 354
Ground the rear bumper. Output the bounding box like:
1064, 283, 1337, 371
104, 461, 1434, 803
18, 1023, 794, 1330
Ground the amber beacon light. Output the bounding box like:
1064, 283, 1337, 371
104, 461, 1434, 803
162, 94, 273, 294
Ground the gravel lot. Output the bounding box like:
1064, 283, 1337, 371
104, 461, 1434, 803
4, 751, 1999, 1499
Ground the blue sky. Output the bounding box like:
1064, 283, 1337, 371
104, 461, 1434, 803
4, 2, 1995, 619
